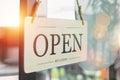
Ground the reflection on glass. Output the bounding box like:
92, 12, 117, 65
75, 0, 120, 70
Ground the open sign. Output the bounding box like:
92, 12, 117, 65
24, 17, 87, 73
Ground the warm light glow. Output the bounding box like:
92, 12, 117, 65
0, 0, 19, 27
93, 13, 110, 41
93, 26, 108, 41
110, 26, 120, 52
118, 32, 120, 48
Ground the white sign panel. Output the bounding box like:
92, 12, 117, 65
24, 17, 87, 73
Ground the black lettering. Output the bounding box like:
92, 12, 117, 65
50, 34, 60, 55
33, 34, 48, 57
72, 34, 82, 52
62, 34, 72, 53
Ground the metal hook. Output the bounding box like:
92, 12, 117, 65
31, 0, 41, 23
76, 0, 84, 25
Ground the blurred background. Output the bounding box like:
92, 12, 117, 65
0, 0, 19, 77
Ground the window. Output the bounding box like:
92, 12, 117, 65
0, 0, 19, 27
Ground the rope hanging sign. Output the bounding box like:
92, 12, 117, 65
24, 17, 87, 73
23, 0, 87, 73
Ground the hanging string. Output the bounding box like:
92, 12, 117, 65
31, 0, 84, 24
31, 0, 41, 23
76, 0, 84, 25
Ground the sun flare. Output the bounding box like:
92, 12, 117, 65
0, 0, 19, 27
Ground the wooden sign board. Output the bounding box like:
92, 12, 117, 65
24, 17, 87, 73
